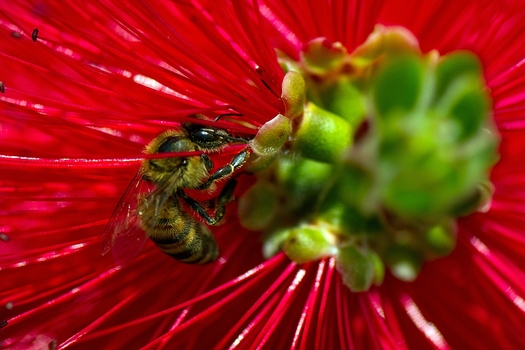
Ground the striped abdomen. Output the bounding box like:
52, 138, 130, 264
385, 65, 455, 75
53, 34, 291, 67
139, 195, 219, 263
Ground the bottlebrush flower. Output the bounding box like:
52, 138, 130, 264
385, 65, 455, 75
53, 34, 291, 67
1, 1, 525, 349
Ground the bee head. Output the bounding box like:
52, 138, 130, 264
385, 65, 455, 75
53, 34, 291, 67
184, 123, 248, 150
141, 132, 192, 183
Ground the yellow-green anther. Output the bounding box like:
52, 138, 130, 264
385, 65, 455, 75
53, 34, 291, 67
238, 182, 279, 231
282, 71, 306, 119
293, 103, 352, 163
283, 226, 335, 264
336, 245, 375, 292
250, 114, 291, 157
349, 25, 420, 67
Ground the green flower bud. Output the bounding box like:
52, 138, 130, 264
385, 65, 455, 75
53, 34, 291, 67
293, 103, 352, 163
372, 54, 423, 118
336, 245, 375, 292
424, 222, 456, 257
283, 226, 335, 264
435, 51, 483, 99
349, 25, 421, 67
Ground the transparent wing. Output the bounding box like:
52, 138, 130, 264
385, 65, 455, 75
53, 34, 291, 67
149, 170, 183, 218
102, 167, 185, 265
102, 171, 152, 265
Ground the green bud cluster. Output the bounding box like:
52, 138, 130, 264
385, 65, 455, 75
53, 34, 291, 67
242, 26, 499, 291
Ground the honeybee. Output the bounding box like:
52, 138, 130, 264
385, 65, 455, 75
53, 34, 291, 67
102, 122, 250, 264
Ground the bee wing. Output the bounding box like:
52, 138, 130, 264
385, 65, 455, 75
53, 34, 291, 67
102, 171, 152, 264
149, 170, 183, 217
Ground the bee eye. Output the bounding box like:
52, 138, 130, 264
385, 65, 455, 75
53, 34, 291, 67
157, 137, 178, 153
157, 137, 193, 153
193, 129, 221, 143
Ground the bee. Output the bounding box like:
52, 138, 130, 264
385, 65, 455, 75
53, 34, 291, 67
102, 122, 250, 264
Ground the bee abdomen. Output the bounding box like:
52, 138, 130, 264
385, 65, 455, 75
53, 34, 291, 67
149, 217, 219, 264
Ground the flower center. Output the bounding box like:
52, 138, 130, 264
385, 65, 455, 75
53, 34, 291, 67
240, 26, 499, 291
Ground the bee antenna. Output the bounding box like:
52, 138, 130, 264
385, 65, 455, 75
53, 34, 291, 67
255, 66, 279, 98
214, 113, 244, 122
225, 135, 250, 144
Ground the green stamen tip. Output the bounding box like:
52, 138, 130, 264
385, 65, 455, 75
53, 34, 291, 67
282, 226, 335, 264
336, 245, 376, 292
301, 38, 348, 76
250, 113, 291, 157
282, 71, 306, 119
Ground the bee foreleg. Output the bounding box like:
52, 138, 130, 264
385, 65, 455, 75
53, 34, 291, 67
216, 178, 237, 208
197, 149, 249, 190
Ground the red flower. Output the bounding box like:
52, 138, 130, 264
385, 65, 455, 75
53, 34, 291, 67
1, 1, 525, 349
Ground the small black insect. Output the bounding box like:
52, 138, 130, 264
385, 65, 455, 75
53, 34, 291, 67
32, 28, 38, 42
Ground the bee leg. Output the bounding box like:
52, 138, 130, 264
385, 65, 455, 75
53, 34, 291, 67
216, 178, 237, 207
179, 180, 237, 226
198, 149, 249, 190
179, 191, 217, 225
201, 154, 214, 172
